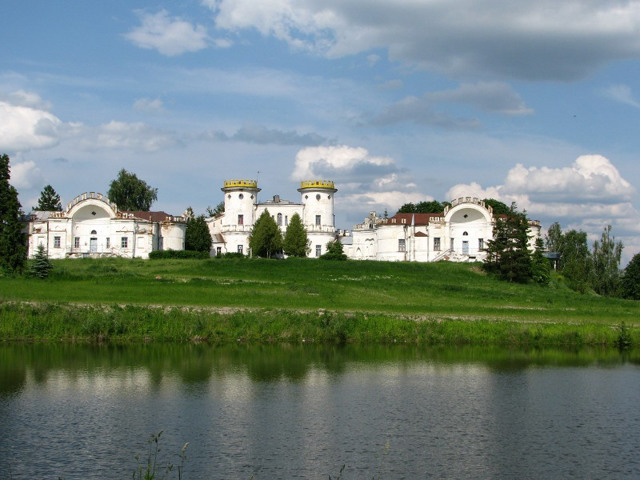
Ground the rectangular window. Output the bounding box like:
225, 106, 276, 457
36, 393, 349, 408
478, 238, 484, 251
106, 237, 110, 249
238, 214, 244, 225
315, 215, 321, 226
237, 245, 243, 254
121, 237, 128, 248
53, 236, 61, 248
450, 238, 455, 250
216, 247, 222, 256
316, 245, 321, 257
74, 237, 80, 248
285, 216, 288, 226
434, 237, 441, 251
398, 238, 406, 252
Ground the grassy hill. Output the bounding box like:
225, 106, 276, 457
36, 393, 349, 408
1, 257, 638, 346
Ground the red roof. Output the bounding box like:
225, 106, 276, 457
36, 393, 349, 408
122, 211, 181, 222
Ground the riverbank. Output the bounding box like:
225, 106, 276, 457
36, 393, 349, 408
1, 301, 637, 348
1, 257, 639, 348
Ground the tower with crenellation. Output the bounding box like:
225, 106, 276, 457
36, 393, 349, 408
208, 179, 338, 257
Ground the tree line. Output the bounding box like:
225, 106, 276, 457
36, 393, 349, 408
545, 221, 638, 298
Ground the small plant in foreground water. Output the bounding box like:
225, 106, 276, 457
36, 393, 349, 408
133, 431, 189, 480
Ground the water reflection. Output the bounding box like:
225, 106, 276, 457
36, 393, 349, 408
1, 343, 638, 392
1, 344, 639, 479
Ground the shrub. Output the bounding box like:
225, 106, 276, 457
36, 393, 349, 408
149, 250, 209, 259
320, 240, 347, 261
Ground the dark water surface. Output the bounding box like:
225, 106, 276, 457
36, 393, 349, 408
1, 344, 639, 479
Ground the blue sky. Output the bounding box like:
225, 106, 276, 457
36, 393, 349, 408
2, 0, 640, 261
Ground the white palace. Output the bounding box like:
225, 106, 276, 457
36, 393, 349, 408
26, 180, 541, 262
207, 179, 337, 258
345, 198, 541, 262
27, 192, 186, 259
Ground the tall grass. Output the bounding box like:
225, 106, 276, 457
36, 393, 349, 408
0, 302, 637, 348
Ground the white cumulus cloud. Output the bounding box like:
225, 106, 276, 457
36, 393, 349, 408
291, 144, 428, 222
11, 160, 43, 190
125, 10, 210, 56
0, 100, 61, 152
292, 145, 395, 180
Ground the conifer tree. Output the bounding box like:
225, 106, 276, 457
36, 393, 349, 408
29, 244, 53, 279
531, 237, 551, 285
283, 213, 309, 257
185, 214, 212, 252
34, 184, 63, 211
483, 203, 532, 283
622, 253, 640, 300
0, 154, 27, 274
249, 210, 282, 258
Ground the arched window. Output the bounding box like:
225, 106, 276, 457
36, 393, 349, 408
277, 213, 282, 226
463, 231, 469, 236
91, 230, 97, 235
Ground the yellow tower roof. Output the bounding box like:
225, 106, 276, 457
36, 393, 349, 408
299, 180, 336, 190
223, 179, 258, 189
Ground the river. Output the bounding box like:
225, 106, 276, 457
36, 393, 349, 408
1, 344, 639, 479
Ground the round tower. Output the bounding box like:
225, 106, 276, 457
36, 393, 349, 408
298, 180, 337, 257
221, 180, 260, 228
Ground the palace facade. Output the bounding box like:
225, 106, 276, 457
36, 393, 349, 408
25, 181, 542, 263
344, 197, 541, 262
207, 179, 337, 257
27, 192, 186, 259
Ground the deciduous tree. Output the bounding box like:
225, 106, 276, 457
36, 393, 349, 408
34, 184, 62, 211
249, 210, 282, 258
0, 154, 27, 274
545, 221, 563, 254
483, 198, 511, 215
283, 213, 309, 257
107, 169, 158, 211
592, 225, 623, 297
559, 229, 593, 293
206, 201, 225, 217
397, 200, 447, 214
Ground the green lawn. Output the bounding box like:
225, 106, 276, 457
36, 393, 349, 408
2, 256, 638, 325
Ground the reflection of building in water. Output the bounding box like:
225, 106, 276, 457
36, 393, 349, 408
344, 197, 541, 262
